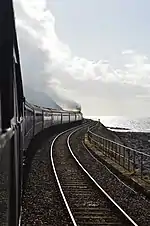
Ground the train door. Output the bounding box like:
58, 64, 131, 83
0, 45, 21, 226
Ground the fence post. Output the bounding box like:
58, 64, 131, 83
127, 149, 130, 171
123, 146, 125, 168
115, 143, 117, 162
88, 132, 91, 143
103, 138, 105, 154
111, 142, 113, 160
105, 139, 107, 156
100, 137, 102, 148
107, 140, 109, 157
118, 145, 121, 165
87, 130, 89, 141
133, 150, 135, 172
140, 154, 143, 179
108, 140, 110, 158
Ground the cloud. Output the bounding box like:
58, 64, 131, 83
14, 0, 150, 115
122, 49, 134, 55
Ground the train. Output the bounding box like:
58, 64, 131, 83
0, 1, 83, 226
24, 101, 83, 152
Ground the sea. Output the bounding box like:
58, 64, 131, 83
85, 116, 150, 132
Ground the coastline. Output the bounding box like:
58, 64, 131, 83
87, 120, 150, 198
86, 116, 150, 133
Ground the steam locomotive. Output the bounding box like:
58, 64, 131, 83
0, 1, 83, 225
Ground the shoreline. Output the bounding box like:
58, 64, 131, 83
108, 126, 150, 133
107, 126, 130, 130
86, 116, 150, 133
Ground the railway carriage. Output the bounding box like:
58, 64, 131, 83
33, 105, 43, 135
24, 102, 34, 150
43, 109, 52, 129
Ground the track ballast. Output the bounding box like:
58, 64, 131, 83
50, 124, 137, 226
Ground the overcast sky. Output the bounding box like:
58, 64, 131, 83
14, 0, 150, 116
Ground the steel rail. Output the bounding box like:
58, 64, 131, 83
50, 123, 90, 226
67, 127, 138, 226
50, 123, 138, 226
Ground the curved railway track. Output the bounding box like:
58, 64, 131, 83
50, 124, 138, 226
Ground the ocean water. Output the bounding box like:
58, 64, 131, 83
86, 116, 150, 132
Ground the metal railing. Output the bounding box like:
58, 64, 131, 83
87, 128, 150, 182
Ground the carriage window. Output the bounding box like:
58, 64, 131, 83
0, 93, 1, 134
0, 57, 14, 130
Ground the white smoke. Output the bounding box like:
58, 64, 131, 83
14, 0, 82, 109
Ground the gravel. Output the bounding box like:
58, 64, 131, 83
116, 131, 150, 154
52, 128, 132, 226
21, 135, 72, 226
70, 126, 150, 226
21, 122, 150, 226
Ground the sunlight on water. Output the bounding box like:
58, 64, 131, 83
85, 116, 150, 132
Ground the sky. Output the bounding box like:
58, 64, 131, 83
14, 0, 150, 116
